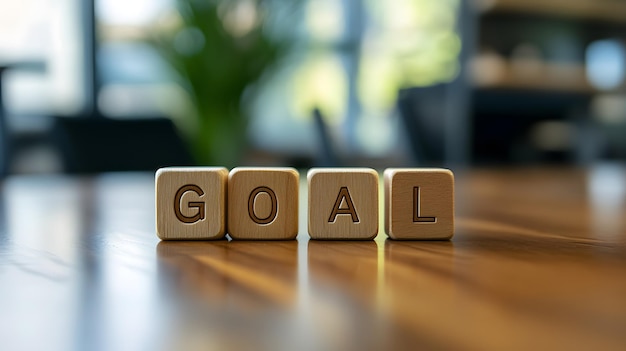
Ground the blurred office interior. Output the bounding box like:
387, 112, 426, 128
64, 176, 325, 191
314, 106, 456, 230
1, 0, 626, 174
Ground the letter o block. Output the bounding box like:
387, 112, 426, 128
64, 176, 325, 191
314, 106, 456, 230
308, 168, 379, 240
384, 168, 454, 240
156, 167, 228, 240
228, 167, 299, 240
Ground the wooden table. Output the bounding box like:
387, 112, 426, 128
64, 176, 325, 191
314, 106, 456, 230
1, 167, 625, 350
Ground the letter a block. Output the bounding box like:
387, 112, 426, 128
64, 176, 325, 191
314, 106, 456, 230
156, 167, 228, 240
384, 168, 454, 240
308, 168, 378, 240
228, 167, 299, 240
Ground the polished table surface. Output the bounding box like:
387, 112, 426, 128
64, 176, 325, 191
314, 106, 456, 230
1, 166, 625, 350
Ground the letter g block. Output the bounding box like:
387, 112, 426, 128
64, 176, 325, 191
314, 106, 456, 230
156, 167, 228, 240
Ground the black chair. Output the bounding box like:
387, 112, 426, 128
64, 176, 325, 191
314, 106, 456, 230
52, 116, 194, 174
312, 108, 340, 167
397, 85, 448, 166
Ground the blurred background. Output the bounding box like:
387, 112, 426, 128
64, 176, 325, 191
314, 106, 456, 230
1, 0, 626, 174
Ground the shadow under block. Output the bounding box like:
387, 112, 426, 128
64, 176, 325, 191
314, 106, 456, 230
308, 168, 379, 240
156, 167, 228, 240
384, 168, 454, 240
228, 167, 299, 240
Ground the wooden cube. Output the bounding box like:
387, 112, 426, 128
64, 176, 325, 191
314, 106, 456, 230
228, 167, 299, 240
156, 167, 228, 240
384, 168, 454, 240
308, 168, 378, 240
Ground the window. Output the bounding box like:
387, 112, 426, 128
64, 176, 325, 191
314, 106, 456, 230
250, 0, 461, 157
0, 0, 84, 117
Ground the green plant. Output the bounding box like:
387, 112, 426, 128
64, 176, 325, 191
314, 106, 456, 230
156, 0, 293, 167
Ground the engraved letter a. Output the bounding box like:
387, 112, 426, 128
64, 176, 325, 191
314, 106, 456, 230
329, 187, 359, 223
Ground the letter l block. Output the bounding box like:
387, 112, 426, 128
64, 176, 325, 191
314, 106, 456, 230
156, 167, 228, 240
384, 168, 454, 240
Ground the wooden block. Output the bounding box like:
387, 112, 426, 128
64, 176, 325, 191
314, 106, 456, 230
308, 168, 378, 240
156, 167, 228, 240
228, 167, 299, 240
384, 168, 454, 240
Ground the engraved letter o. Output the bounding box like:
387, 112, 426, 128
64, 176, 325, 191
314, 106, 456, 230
248, 186, 278, 225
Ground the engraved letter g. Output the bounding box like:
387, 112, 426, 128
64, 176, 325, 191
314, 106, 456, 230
174, 184, 205, 224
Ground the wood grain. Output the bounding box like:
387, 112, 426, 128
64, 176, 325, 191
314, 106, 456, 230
228, 167, 299, 240
308, 168, 379, 240
384, 168, 454, 240
2, 167, 626, 350
156, 167, 228, 240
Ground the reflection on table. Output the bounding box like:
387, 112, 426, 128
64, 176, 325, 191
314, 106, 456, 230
0, 167, 625, 350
